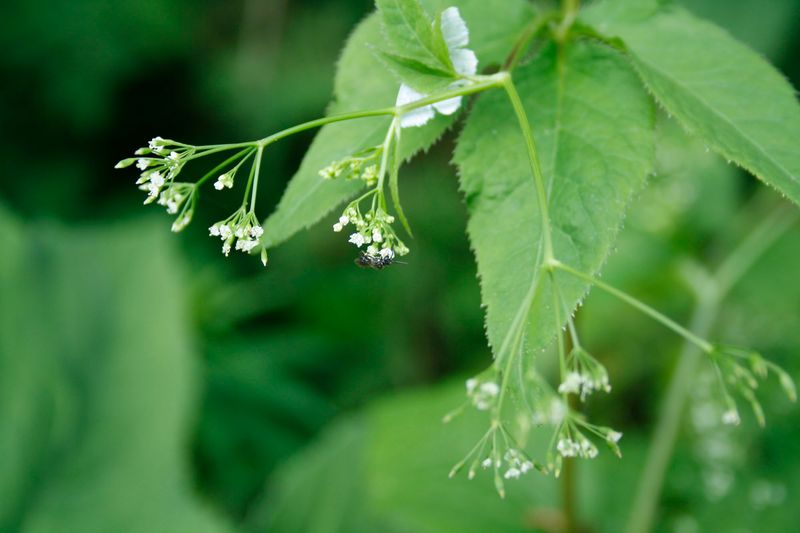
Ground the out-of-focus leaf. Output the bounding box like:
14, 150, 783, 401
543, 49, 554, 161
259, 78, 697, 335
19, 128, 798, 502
255, 380, 652, 533
0, 206, 231, 533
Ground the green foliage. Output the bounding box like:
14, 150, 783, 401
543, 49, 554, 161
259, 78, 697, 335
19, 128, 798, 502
0, 207, 230, 533
376, 0, 453, 73
455, 41, 654, 362
261, 0, 532, 250
583, 0, 800, 205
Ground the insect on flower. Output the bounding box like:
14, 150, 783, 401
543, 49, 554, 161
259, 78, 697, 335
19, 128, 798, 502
354, 250, 402, 270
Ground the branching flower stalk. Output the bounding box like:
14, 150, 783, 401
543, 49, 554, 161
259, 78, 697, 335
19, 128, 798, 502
115, 0, 797, 509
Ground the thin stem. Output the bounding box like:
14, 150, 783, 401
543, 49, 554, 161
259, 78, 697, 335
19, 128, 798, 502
249, 145, 264, 210
502, 12, 557, 71
625, 207, 796, 533
241, 153, 258, 209
625, 300, 717, 533
501, 76, 554, 261
555, 0, 580, 42
551, 261, 714, 353
255, 73, 506, 148
195, 148, 254, 187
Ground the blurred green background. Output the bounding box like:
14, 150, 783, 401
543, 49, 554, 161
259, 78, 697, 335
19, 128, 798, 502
1, 1, 799, 532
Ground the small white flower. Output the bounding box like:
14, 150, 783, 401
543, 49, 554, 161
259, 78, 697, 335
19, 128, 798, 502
209, 225, 221, 237
367, 245, 378, 255
349, 233, 366, 247
465, 378, 477, 393
250, 225, 263, 238
379, 247, 394, 259
222, 241, 232, 256
481, 458, 493, 469
480, 382, 499, 396
169, 151, 180, 161
148, 136, 164, 150
722, 409, 741, 426
372, 229, 383, 242
504, 468, 521, 479
137, 159, 150, 170
607, 431, 623, 444
333, 223, 343, 232
558, 372, 583, 395
339, 215, 349, 226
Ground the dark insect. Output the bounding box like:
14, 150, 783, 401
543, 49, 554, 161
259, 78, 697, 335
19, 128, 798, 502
354, 252, 395, 270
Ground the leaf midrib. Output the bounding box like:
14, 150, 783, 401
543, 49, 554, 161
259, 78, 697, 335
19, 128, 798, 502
388, 0, 446, 69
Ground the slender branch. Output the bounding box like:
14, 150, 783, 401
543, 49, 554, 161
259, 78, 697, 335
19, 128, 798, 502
195, 148, 254, 187
625, 206, 797, 533
551, 260, 714, 353
501, 76, 555, 260
249, 145, 264, 210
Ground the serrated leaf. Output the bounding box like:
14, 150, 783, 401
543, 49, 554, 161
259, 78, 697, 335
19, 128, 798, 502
376, 49, 456, 94
376, 0, 453, 73
582, 0, 800, 205
261, 0, 533, 251
454, 41, 654, 363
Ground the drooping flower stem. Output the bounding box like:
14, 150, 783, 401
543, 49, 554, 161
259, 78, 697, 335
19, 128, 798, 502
626, 205, 798, 533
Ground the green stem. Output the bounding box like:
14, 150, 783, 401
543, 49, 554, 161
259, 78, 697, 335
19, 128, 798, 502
551, 260, 714, 353
625, 298, 717, 533
195, 148, 254, 187
501, 76, 554, 261
255, 74, 506, 148
503, 12, 557, 71
556, 0, 580, 42
625, 206, 796, 533
249, 145, 264, 210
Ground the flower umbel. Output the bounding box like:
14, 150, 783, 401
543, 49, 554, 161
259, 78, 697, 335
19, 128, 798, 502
209, 208, 264, 257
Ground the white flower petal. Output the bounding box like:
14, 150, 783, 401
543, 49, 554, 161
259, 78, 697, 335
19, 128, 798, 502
400, 105, 435, 128
432, 96, 462, 115
451, 48, 478, 76
440, 7, 469, 50
396, 83, 425, 106
396, 83, 435, 128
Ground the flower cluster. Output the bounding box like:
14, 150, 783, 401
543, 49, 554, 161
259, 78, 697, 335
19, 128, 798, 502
546, 414, 622, 476
710, 345, 796, 427
465, 373, 500, 411
208, 208, 264, 257
158, 182, 196, 232
319, 146, 381, 186
448, 420, 542, 497
557, 346, 611, 400
117, 137, 194, 205
334, 203, 409, 260
489, 448, 536, 480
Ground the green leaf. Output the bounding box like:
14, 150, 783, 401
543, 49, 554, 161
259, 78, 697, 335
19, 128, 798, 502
375, 49, 456, 94
454, 41, 654, 362
376, 0, 452, 73
261, 0, 533, 251
582, 0, 800, 206
0, 208, 231, 533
